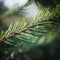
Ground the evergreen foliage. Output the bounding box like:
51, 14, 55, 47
0, 0, 60, 60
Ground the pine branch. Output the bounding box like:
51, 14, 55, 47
0, 15, 60, 45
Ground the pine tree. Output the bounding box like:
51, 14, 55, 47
0, 0, 60, 60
